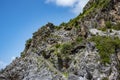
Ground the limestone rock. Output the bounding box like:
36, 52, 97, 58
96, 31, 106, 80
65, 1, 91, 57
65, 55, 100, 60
0, 0, 120, 80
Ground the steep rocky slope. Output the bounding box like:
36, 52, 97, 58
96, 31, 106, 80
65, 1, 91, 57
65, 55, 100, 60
0, 0, 120, 80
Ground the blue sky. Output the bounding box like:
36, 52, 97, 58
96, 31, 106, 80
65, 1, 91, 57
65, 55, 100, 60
0, 0, 88, 69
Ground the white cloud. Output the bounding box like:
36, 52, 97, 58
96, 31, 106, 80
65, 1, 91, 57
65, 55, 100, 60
45, 0, 89, 15
72, 0, 89, 15
46, 0, 78, 7
11, 56, 15, 61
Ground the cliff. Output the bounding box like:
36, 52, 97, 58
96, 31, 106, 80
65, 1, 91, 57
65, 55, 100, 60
0, 0, 120, 80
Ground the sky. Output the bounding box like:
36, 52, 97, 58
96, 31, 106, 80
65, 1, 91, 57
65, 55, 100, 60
0, 0, 89, 69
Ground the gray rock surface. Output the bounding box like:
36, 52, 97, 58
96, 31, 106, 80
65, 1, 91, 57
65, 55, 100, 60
0, 0, 120, 80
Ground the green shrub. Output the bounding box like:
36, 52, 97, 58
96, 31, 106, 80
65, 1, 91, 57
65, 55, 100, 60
60, 22, 67, 27
105, 21, 112, 29
61, 43, 73, 55
99, 21, 112, 31
113, 22, 120, 30
25, 38, 32, 49
67, 18, 77, 27
89, 36, 120, 64
55, 26, 62, 30
55, 43, 61, 48
76, 37, 83, 43
21, 52, 25, 58
98, 27, 107, 31
99, 22, 120, 31
98, 0, 110, 8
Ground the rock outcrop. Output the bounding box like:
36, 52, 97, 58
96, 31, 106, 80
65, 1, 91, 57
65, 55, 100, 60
0, 0, 120, 80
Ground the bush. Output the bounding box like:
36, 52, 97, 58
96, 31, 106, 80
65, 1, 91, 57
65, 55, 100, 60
61, 43, 73, 55
89, 36, 120, 64
55, 43, 61, 48
55, 26, 62, 30
76, 37, 83, 43
25, 38, 32, 49
21, 52, 25, 58
99, 21, 112, 31
60, 22, 67, 27
113, 22, 120, 30
99, 22, 120, 31
98, 27, 107, 31
105, 21, 112, 29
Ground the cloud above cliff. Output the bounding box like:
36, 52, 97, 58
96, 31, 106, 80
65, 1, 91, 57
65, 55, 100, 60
45, 0, 89, 15
46, 0, 78, 7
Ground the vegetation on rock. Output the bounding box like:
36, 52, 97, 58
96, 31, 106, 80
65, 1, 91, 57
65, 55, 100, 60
99, 22, 120, 31
89, 36, 120, 64
1, 0, 120, 80
61, 43, 73, 55
25, 38, 32, 51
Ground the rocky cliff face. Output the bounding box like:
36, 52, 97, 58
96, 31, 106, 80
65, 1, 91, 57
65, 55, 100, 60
0, 0, 120, 80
